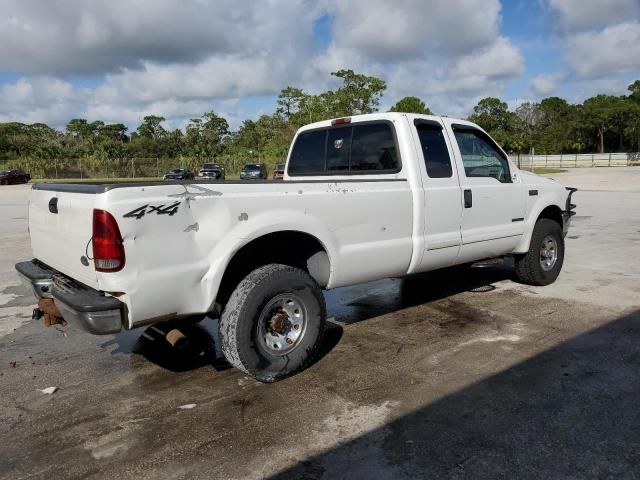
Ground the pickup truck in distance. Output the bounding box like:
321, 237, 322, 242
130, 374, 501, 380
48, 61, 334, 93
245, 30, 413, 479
16, 113, 577, 382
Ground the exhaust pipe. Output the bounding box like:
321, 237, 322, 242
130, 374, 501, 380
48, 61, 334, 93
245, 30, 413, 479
165, 329, 189, 350
145, 325, 190, 350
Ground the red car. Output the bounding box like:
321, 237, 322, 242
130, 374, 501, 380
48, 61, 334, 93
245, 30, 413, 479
0, 169, 31, 185
272, 163, 285, 180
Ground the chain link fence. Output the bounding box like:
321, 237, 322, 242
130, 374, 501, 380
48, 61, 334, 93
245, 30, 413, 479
512, 152, 640, 170
1, 152, 639, 180
0, 156, 285, 180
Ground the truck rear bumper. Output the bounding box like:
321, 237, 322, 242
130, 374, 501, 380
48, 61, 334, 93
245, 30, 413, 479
15, 260, 125, 335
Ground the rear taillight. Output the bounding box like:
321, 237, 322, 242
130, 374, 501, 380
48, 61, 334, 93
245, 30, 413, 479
92, 209, 125, 272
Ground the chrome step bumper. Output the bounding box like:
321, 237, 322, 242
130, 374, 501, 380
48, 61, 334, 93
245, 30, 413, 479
15, 260, 125, 335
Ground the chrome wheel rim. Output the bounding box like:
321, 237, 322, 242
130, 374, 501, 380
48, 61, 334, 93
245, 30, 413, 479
257, 293, 307, 356
540, 235, 558, 271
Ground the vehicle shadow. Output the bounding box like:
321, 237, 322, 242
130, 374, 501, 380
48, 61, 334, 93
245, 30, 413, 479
102, 318, 230, 373
103, 262, 514, 373
271, 308, 640, 479
324, 260, 515, 326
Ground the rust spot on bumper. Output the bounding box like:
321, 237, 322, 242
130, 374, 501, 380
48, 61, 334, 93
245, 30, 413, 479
37, 298, 67, 327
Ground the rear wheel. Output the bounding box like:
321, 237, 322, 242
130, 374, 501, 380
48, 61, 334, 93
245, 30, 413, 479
220, 264, 326, 382
514, 218, 564, 286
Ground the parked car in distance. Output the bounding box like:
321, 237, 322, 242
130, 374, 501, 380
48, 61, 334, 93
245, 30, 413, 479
240, 163, 267, 180
163, 168, 194, 181
0, 169, 31, 185
198, 163, 225, 180
273, 163, 285, 180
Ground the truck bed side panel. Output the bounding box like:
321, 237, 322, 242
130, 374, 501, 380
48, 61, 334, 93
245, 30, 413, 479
93, 180, 413, 328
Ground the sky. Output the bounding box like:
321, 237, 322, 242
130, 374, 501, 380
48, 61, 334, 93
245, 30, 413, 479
1, 0, 639, 131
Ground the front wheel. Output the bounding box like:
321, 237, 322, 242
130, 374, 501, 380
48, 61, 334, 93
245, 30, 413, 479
220, 264, 326, 382
514, 218, 564, 286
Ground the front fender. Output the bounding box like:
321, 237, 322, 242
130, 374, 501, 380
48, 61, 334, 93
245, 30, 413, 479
513, 192, 566, 253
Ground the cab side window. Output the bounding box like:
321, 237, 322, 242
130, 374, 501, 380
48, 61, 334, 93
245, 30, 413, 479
415, 123, 453, 178
350, 123, 398, 171
454, 129, 511, 183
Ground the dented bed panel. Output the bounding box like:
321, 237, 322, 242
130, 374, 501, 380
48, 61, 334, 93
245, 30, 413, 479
88, 180, 413, 328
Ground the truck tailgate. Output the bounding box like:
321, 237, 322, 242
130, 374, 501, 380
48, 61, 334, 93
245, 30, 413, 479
28, 186, 98, 289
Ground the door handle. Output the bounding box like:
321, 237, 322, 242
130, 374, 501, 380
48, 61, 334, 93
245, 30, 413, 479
464, 189, 472, 208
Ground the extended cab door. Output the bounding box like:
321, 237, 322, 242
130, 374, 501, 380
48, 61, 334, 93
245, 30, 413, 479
444, 121, 525, 262
410, 118, 463, 272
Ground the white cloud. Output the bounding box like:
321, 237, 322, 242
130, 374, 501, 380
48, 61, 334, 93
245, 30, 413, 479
0, 77, 85, 126
0, 0, 524, 127
449, 37, 524, 80
0, 0, 320, 76
556, 76, 638, 103
327, 0, 501, 61
94, 56, 288, 105
384, 37, 523, 116
0, 0, 324, 127
390, 37, 524, 98
564, 21, 640, 77
531, 73, 564, 96
548, 0, 640, 31
312, 1, 521, 118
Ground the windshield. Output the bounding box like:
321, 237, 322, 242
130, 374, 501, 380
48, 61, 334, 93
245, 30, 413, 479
169, 169, 184, 173
202, 164, 220, 169
0, 170, 8, 175
276, 164, 285, 171
244, 165, 261, 171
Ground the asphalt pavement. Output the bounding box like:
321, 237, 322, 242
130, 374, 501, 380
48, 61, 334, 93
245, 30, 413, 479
1, 169, 639, 479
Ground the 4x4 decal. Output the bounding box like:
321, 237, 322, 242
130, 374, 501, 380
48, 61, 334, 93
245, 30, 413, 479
123, 201, 180, 220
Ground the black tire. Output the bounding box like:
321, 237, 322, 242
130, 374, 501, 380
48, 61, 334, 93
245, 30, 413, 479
220, 264, 326, 382
514, 218, 564, 286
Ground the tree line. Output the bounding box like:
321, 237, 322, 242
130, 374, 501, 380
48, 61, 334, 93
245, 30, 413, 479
1, 69, 639, 177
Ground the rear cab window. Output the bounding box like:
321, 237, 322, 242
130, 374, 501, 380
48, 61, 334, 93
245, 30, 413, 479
287, 121, 400, 176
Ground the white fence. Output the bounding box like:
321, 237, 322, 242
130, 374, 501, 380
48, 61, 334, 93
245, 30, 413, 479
511, 152, 640, 170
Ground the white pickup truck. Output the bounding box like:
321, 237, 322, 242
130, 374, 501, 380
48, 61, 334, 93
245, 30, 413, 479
16, 113, 576, 382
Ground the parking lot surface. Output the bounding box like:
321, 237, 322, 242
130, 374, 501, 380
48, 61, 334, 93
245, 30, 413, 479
1, 169, 639, 479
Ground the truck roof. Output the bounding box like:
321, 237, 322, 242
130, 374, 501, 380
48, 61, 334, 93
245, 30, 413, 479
297, 112, 469, 133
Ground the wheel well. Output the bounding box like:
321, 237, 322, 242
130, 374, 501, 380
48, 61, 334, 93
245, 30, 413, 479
538, 205, 563, 227
215, 231, 329, 309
